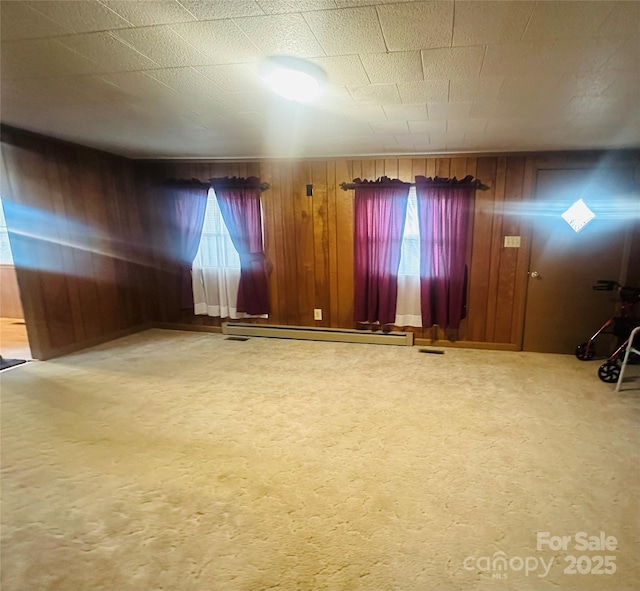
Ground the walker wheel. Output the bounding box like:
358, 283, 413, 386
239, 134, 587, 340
598, 360, 620, 383
575, 342, 594, 361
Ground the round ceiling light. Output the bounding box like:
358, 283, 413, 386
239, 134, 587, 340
260, 56, 327, 104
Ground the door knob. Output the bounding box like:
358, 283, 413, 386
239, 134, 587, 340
530, 271, 540, 278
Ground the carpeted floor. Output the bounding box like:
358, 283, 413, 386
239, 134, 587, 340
1, 329, 639, 591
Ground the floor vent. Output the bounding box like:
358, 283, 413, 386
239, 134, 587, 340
222, 323, 414, 346
224, 336, 250, 342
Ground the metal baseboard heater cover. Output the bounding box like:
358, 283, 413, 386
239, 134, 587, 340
222, 322, 414, 346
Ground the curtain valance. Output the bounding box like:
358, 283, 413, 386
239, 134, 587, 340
163, 177, 270, 192
415, 175, 488, 190
341, 175, 488, 191
210, 176, 270, 192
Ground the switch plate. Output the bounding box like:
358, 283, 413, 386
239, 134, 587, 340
314, 308, 322, 320
504, 235, 521, 248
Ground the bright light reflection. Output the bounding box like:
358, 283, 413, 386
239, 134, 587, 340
561, 198, 596, 232
263, 68, 322, 103
1, 200, 154, 276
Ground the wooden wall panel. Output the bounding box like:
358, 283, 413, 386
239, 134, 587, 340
133, 151, 636, 350
335, 159, 354, 328
0, 265, 24, 319
311, 160, 330, 327
150, 155, 529, 346
1, 127, 153, 359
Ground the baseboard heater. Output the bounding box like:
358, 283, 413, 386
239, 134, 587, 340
222, 322, 414, 346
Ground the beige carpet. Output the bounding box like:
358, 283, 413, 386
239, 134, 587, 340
1, 328, 639, 591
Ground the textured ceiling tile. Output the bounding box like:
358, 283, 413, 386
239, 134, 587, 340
397, 79, 449, 103
236, 13, 325, 57
566, 94, 628, 117
257, 0, 337, 13
369, 120, 409, 134
1, 76, 90, 108
58, 32, 161, 73
602, 73, 640, 100
309, 55, 369, 85
497, 75, 563, 103
421, 46, 485, 80
596, 1, 640, 37
98, 71, 179, 98
145, 67, 223, 95
212, 92, 265, 113
99, 1, 197, 26
394, 134, 418, 148
470, 100, 521, 118
515, 96, 570, 120
317, 86, 357, 108
377, 1, 453, 51
427, 102, 472, 120
112, 26, 208, 67
550, 38, 623, 73
195, 64, 264, 92
69, 74, 137, 103
0, 38, 99, 79
602, 35, 640, 70
428, 131, 465, 147
383, 103, 429, 121
348, 83, 401, 105
449, 77, 503, 102
480, 42, 553, 77
523, 1, 616, 41
169, 21, 263, 64
408, 119, 446, 134
303, 7, 386, 55
414, 141, 437, 152
485, 118, 531, 133
359, 52, 423, 84
334, 0, 400, 7
0, 1, 70, 41
453, 1, 534, 47
27, 0, 132, 34
341, 104, 387, 121
446, 118, 488, 134
178, 0, 265, 19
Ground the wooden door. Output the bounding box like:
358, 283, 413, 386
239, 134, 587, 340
522, 168, 636, 354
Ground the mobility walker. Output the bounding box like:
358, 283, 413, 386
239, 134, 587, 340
574, 280, 640, 383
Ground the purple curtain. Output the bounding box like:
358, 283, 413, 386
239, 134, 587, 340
353, 177, 410, 325
163, 182, 209, 309
415, 176, 474, 329
211, 176, 269, 315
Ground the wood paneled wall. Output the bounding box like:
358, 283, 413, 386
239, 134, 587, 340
1, 127, 154, 359
3, 122, 636, 357
0, 265, 24, 319
141, 155, 536, 347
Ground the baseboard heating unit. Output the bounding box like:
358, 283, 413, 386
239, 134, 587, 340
222, 323, 414, 346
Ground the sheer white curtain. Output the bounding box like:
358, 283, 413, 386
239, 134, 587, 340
192, 189, 259, 319
395, 187, 422, 327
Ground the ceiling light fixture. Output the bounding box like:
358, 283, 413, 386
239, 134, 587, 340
260, 56, 327, 104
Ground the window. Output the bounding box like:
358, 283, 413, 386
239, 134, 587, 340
192, 189, 240, 271
395, 187, 423, 327
398, 187, 420, 277
0, 197, 14, 265
191, 189, 266, 319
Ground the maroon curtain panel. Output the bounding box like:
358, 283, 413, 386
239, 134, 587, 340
163, 183, 209, 310
415, 176, 474, 329
353, 177, 410, 325
210, 176, 269, 315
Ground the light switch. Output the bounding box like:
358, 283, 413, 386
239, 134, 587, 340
504, 235, 521, 248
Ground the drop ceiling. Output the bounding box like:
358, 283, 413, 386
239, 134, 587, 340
1, 0, 638, 159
